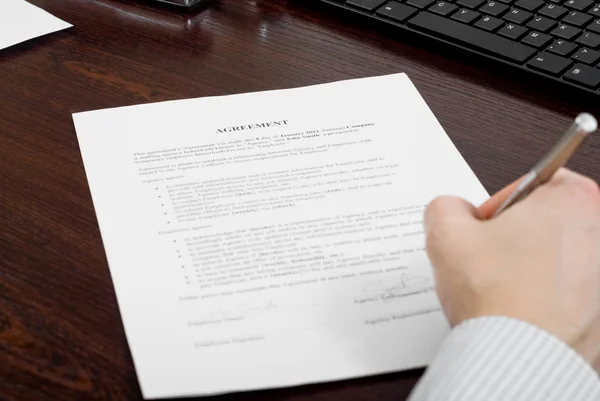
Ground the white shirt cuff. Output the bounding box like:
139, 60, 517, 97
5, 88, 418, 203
408, 316, 600, 401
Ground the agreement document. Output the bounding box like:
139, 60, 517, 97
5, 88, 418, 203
0, 0, 72, 51
73, 73, 489, 399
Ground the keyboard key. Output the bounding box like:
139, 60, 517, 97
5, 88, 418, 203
538, 3, 568, 18
522, 31, 554, 47
452, 8, 482, 22
527, 51, 573, 74
376, 2, 419, 22
407, 12, 536, 62
475, 15, 505, 30
563, 63, 600, 87
552, 24, 582, 39
504, 8, 533, 24
430, 1, 459, 15
590, 4, 600, 16
547, 39, 578, 55
527, 16, 557, 32
588, 19, 600, 34
479, 1, 509, 15
496, 0, 514, 4
563, 11, 592, 26
576, 31, 600, 48
572, 47, 600, 63
514, 0, 544, 11
564, 0, 593, 10
498, 22, 529, 38
347, 0, 388, 11
407, 0, 436, 9
457, 0, 486, 8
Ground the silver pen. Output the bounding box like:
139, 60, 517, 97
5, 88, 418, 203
493, 112, 598, 218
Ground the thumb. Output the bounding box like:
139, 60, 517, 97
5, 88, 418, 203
424, 196, 478, 267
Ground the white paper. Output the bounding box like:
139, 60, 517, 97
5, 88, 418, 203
0, 0, 72, 51
73, 73, 489, 399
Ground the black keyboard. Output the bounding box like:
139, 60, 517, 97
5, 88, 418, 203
315, 0, 600, 96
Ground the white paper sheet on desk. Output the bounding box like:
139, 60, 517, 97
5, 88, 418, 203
0, 0, 72, 51
72, 73, 489, 399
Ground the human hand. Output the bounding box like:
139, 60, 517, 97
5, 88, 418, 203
424, 168, 600, 365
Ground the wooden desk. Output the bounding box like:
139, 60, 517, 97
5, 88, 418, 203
2, 0, 600, 399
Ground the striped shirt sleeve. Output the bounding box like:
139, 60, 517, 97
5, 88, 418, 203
408, 316, 600, 401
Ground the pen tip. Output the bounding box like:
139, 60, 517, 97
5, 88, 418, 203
576, 113, 597, 133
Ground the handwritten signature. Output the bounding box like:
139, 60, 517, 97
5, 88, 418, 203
356, 273, 432, 304
191, 300, 277, 324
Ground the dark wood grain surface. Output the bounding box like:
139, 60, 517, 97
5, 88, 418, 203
2, 0, 600, 400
